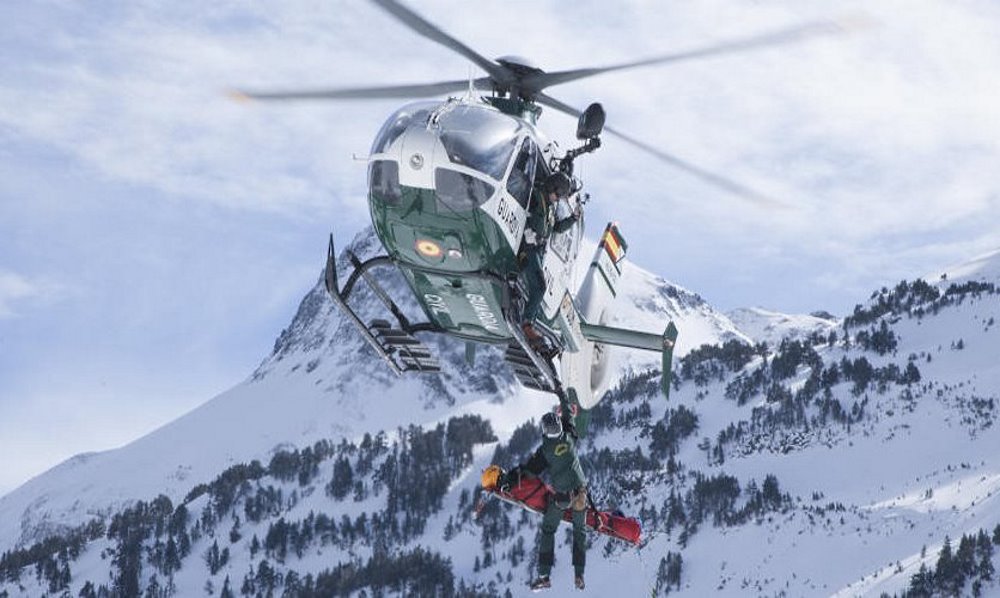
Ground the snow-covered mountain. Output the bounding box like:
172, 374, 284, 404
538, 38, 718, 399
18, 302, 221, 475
726, 306, 837, 347
930, 248, 1000, 286
2, 233, 998, 597
0, 229, 740, 551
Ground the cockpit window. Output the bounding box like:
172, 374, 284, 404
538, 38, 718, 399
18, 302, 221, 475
435, 168, 495, 212
369, 160, 402, 205
370, 104, 432, 155
438, 106, 521, 179
505, 138, 536, 208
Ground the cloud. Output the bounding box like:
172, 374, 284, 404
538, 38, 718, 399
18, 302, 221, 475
0, 270, 60, 318
2, 1, 998, 228
1, 0, 998, 309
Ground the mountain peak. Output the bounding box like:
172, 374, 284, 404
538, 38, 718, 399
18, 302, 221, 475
0, 228, 741, 553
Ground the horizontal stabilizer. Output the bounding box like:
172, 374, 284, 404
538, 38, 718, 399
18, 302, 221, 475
579, 320, 678, 399
579, 321, 671, 352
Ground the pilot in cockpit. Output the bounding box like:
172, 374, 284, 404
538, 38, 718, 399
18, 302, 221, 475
520, 171, 579, 340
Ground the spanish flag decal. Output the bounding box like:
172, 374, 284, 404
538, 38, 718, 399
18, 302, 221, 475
602, 225, 626, 264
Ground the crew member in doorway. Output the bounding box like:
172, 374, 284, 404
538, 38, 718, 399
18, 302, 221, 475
521, 171, 579, 340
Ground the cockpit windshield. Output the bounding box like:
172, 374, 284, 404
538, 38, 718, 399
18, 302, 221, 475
370, 102, 527, 213
370, 102, 434, 155
434, 168, 495, 211
438, 105, 521, 180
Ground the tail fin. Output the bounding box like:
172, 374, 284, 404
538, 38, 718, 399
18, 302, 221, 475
576, 223, 627, 320
573, 223, 679, 399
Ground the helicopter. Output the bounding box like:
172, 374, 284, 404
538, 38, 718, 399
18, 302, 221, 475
233, 0, 849, 432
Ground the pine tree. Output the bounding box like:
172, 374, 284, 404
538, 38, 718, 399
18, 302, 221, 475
79, 581, 98, 598
328, 456, 354, 500
669, 552, 683, 590
761, 474, 783, 510
908, 563, 932, 596
256, 560, 277, 594
205, 540, 222, 575
979, 554, 994, 583
229, 517, 242, 544
935, 536, 958, 595
164, 536, 180, 574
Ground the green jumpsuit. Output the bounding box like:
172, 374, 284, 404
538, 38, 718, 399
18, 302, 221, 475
520, 431, 588, 578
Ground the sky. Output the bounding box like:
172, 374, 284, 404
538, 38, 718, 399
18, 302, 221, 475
1, 0, 999, 495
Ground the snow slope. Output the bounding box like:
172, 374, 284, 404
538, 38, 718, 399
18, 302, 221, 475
676, 292, 1000, 597
727, 306, 837, 347
930, 247, 1000, 286
3, 239, 999, 598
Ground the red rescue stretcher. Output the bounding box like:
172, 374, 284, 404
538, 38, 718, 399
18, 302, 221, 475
478, 465, 641, 546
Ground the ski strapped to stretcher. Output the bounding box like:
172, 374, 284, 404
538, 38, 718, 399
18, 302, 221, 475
477, 465, 641, 545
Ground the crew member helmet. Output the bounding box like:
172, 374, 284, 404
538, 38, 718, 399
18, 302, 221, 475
543, 171, 572, 198
541, 412, 562, 438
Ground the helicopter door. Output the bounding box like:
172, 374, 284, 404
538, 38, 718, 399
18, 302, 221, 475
500, 137, 537, 249
539, 177, 582, 321
482, 136, 535, 251
505, 138, 536, 210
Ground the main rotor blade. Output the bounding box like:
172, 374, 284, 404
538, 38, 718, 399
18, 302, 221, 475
370, 0, 509, 85
524, 19, 850, 93
229, 78, 489, 102
601, 124, 782, 207
536, 93, 781, 208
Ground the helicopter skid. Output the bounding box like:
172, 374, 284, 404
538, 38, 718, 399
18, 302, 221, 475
324, 234, 441, 375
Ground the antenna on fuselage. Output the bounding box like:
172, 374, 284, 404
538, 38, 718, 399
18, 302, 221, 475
465, 65, 476, 101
